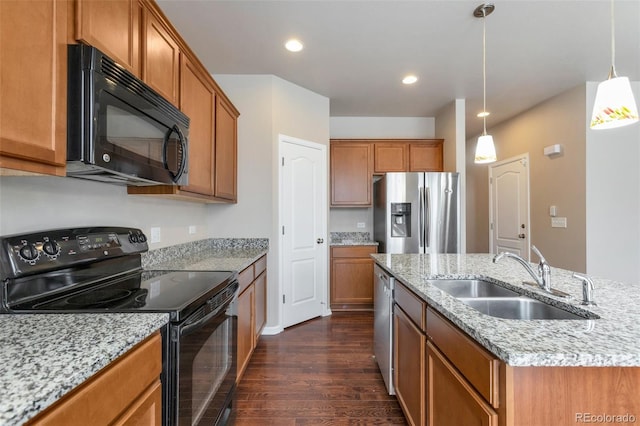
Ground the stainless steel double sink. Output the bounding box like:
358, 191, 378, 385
428, 279, 595, 320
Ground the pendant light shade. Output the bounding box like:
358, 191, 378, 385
475, 135, 497, 164
474, 4, 497, 164
591, 75, 639, 129
590, 0, 639, 130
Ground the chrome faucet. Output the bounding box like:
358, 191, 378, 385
572, 273, 597, 306
493, 245, 552, 292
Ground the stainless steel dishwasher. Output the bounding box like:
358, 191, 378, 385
373, 263, 395, 395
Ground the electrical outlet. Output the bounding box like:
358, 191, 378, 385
150, 227, 161, 243
551, 217, 567, 228
357, 222, 366, 229
188, 225, 196, 235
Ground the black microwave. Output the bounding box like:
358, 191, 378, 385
66, 44, 189, 186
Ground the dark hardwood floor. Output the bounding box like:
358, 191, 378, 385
235, 312, 407, 425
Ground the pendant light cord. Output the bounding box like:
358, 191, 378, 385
482, 8, 488, 136
609, 0, 617, 78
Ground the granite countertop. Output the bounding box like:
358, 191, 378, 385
330, 231, 378, 247
0, 313, 169, 426
372, 253, 640, 367
143, 237, 269, 272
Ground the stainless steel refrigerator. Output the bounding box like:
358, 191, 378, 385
373, 172, 460, 254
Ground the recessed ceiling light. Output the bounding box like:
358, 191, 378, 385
477, 111, 490, 118
285, 39, 303, 52
402, 75, 418, 85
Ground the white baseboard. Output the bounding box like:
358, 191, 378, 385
261, 325, 284, 335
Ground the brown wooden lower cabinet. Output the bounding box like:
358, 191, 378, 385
330, 245, 377, 311
236, 255, 267, 382
427, 341, 497, 426
27, 332, 162, 426
423, 305, 640, 426
394, 304, 426, 426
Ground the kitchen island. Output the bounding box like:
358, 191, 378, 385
373, 253, 640, 426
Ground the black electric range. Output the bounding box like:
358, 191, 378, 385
0, 226, 239, 426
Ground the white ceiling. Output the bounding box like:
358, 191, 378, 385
156, 0, 640, 137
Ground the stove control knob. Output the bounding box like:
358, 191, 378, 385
42, 240, 60, 257
138, 233, 147, 243
129, 233, 139, 243
18, 244, 39, 261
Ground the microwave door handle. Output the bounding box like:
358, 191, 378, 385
163, 125, 187, 182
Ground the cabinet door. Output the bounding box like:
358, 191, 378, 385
394, 306, 425, 426
142, 7, 179, 105
374, 142, 408, 173
330, 142, 373, 206
0, 0, 67, 176
409, 141, 443, 172
330, 246, 377, 311
237, 285, 254, 382
75, 0, 140, 75
254, 271, 267, 341
427, 341, 498, 426
330, 257, 374, 309
114, 380, 162, 426
179, 54, 215, 196
214, 96, 238, 202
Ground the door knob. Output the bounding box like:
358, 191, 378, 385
317, 238, 324, 244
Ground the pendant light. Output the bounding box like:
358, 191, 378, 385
590, 0, 639, 130
474, 4, 497, 164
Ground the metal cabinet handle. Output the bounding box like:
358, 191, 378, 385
317, 238, 324, 244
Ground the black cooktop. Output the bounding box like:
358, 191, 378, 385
8, 269, 236, 321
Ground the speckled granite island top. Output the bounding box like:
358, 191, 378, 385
372, 253, 640, 367
0, 313, 169, 426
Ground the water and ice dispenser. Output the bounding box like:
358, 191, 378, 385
390, 202, 411, 237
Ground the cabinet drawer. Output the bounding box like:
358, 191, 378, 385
394, 282, 425, 332
254, 255, 267, 276
426, 307, 499, 408
238, 265, 254, 294
331, 246, 377, 258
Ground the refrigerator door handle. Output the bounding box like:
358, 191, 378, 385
419, 187, 425, 248
425, 186, 431, 248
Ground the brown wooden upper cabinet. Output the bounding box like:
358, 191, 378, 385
374, 139, 444, 173
330, 141, 374, 206
330, 139, 444, 207
0, 0, 68, 176
75, 0, 141, 76
142, 5, 180, 106
408, 140, 443, 172
177, 54, 216, 197
214, 95, 239, 202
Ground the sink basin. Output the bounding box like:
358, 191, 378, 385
457, 297, 589, 320
428, 279, 520, 298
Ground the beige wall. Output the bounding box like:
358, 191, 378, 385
466, 84, 587, 272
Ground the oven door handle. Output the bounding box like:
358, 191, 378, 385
179, 302, 230, 337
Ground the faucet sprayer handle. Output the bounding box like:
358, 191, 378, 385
531, 245, 547, 264
572, 273, 596, 306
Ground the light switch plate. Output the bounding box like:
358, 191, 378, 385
188, 225, 196, 234
551, 217, 567, 228
357, 222, 366, 228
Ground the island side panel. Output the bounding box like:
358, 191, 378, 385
500, 364, 640, 426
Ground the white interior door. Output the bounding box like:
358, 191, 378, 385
489, 154, 530, 259
280, 136, 328, 328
